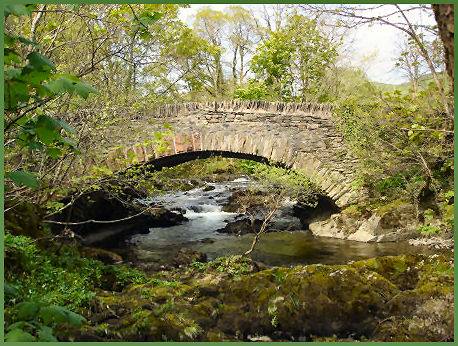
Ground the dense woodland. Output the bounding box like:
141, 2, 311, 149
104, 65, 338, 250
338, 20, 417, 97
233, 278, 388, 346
3, 3, 455, 342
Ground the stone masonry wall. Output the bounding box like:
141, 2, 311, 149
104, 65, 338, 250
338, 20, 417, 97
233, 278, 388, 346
104, 100, 363, 207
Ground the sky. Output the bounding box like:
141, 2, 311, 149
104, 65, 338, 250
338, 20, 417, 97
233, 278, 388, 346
178, 4, 436, 85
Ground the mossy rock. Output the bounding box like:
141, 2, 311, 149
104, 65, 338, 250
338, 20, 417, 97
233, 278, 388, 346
81, 254, 453, 342
4, 202, 45, 238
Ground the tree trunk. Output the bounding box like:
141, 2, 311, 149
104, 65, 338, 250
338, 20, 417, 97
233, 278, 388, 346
432, 4, 454, 92
239, 48, 245, 84
31, 5, 46, 42
232, 45, 238, 86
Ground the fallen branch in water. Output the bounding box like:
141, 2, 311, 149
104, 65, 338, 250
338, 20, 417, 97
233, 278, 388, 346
42, 206, 162, 225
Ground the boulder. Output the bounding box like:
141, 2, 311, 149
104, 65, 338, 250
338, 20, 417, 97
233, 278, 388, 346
310, 202, 419, 243
77, 254, 453, 342
49, 188, 187, 247
80, 246, 123, 264
4, 202, 45, 238
216, 218, 262, 235
173, 248, 207, 267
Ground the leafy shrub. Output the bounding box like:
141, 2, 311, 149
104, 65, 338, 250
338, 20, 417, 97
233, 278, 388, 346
234, 80, 270, 100
5, 233, 104, 311
209, 256, 254, 276
5, 301, 85, 342
374, 174, 407, 194
417, 224, 441, 236
101, 264, 148, 291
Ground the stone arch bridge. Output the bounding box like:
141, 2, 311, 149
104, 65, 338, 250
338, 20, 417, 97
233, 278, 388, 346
104, 100, 363, 207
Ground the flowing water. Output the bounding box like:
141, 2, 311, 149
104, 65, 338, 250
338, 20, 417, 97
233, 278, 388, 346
128, 177, 429, 267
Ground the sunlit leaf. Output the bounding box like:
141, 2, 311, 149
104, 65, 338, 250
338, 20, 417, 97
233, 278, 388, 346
5, 329, 36, 342
73, 81, 97, 99
6, 170, 39, 189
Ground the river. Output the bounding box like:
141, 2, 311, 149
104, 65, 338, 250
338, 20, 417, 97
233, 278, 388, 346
126, 177, 428, 267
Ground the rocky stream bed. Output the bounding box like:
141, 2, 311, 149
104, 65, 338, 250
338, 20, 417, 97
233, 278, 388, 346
45, 174, 454, 341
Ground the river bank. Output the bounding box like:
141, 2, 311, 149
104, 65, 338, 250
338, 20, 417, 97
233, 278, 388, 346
4, 158, 454, 342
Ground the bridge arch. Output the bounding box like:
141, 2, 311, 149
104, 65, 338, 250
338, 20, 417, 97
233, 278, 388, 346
104, 100, 365, 207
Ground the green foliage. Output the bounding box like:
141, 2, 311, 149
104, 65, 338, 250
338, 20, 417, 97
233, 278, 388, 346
5, 301, 85, 342
239, 160, 318, 202
16, 114, 78, 156
103, 264, 148, 288
6, 170, 39, 189
209, 256, 254, 276
417, 224, 441, 236
251, 15, 337, 101
5, 4, 37, 17
335, 83, 453, 203
4, 8, 97, 195
437, 190, 454, 229
5, 234, 104, 311
234, 80, 270, 100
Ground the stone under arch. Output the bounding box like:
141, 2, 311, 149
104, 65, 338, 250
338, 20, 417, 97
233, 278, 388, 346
103, 100, 365, 207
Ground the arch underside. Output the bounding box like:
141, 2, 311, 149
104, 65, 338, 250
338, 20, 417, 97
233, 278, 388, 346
139, 150, 286, 170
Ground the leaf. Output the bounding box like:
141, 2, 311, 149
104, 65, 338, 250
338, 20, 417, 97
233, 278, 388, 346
61, 137, 77, 148
6, 321, 35, 332
39, 305, 86, 327
35, 116, 61, 145
73, 81, 97, 99
6, 170, 39, 189
137, 11, 162, 26
4, 48, 21, 65
5, 282, 18, 300
17, 36, 38, 46
5, 328, 36, 342
5, 4, 36, 17
27, 52, 55, 71
16, 301, 41, 321
21, 69, 52, 85
54, 118, 75, 133
5, 80, 29, 110
46, 147, 63, 159
5, 68, 22, 80
37, 325, 58, 342
45, 76, 76, 94
4, 33, 16, 46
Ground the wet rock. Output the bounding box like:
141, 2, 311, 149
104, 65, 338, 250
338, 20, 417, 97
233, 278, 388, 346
203, 185, 216, 192
409, 237, 454, 249
189, 205, 203, 212
216, 218, 262, 235
80, 246, 123, 264
269, 215, 302, 231
293, 195, 340, 227
173, 248, 207, 267
49, 187, 187, 247
222, 190, 265, 213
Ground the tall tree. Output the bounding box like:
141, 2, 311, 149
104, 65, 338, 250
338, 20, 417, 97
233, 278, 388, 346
193, 8, 227, 97
251, 14, 337, 101
432, 4, 454, 91
226, 6, 258, 85
301, 4, 453, 119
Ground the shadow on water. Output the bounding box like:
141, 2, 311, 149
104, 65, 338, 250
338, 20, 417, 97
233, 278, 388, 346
191, 231, 430, 266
